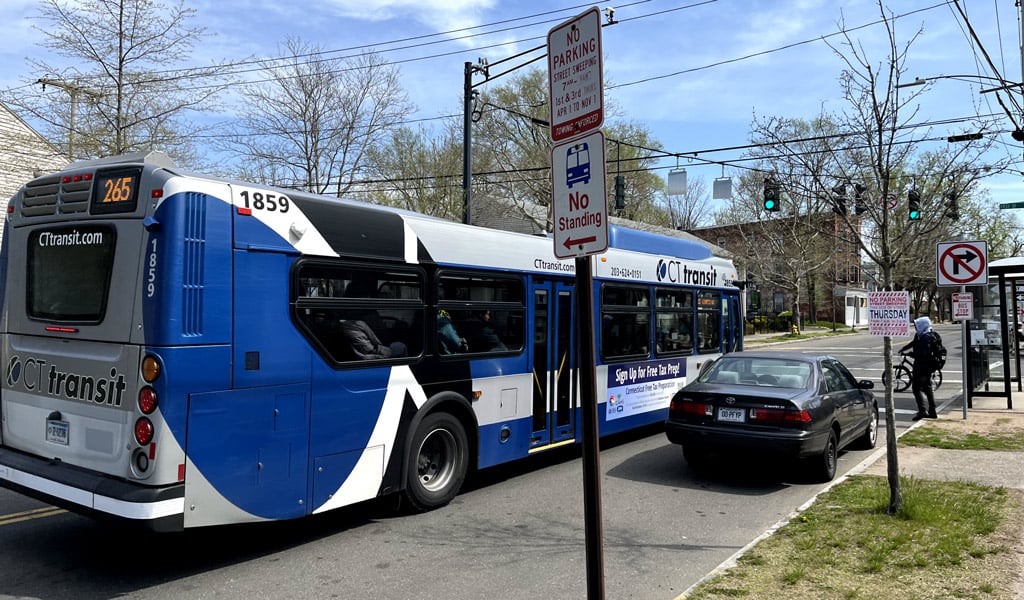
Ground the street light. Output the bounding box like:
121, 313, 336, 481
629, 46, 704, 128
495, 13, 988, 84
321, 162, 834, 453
897, 74, 1024, 143
36, 77, 101, 159
896, 74, 1021, 89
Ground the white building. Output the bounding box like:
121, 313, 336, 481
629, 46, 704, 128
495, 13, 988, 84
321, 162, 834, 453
0, 102, 67, 245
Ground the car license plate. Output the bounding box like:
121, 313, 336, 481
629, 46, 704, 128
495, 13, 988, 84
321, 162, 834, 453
717, 407, 745, 423
46, 419, 69, 446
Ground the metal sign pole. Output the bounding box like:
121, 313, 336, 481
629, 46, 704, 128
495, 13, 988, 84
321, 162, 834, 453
575, 255, 605, 599
962, 284, 968, 420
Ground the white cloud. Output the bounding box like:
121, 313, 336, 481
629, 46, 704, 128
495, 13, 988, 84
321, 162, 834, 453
323, 0, 497, 37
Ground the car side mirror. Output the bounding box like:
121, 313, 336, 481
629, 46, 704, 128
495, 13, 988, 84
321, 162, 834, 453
858, 379, 875, 390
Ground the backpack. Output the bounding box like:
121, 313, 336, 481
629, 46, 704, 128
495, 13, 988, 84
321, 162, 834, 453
927, 331, 947, 370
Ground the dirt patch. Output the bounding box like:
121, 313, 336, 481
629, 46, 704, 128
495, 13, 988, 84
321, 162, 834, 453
925, 410, 1024, 437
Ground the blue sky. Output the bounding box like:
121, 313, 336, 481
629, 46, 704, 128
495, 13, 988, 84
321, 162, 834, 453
1, 0, 1022, 214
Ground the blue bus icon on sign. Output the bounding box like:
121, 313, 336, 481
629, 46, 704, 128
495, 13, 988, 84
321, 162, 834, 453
566, 142, 590, 188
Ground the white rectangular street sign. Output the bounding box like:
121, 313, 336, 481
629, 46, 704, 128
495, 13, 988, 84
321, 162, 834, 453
952, 292, 974, 321
867, 291, 910, 337
551, 130, 608, 258
547, 6, 603, 142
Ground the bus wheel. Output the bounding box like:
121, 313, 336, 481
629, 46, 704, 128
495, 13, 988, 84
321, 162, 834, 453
404, 412, 468, 512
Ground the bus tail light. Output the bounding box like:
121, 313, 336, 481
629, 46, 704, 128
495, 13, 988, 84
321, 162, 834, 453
142, 355, 161, 383
138, 386, 157, 414
134, 417, 154, 445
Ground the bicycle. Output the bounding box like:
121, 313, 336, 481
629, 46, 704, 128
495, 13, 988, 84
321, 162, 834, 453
883, 351, 942, 393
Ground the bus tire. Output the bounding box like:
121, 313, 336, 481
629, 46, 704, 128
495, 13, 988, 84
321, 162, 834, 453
403, 412, 468, 512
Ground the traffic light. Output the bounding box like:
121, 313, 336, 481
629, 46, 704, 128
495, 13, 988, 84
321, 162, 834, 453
762, 177, 780, 212
945, 190, 959, 221
613, 175, 625, 210
830, 183, 847, 215
908, 189, 922, 220
853, 183, 867, 215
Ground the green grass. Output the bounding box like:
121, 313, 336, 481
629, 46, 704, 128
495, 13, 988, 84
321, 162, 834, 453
686, 476, 1019, 599
685, 422, 1024, 599
901, 419, 1024, 451
745, 329, 858, 345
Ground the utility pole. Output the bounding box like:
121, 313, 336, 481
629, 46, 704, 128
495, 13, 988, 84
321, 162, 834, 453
36, 77, 100, 160
462, 59, 488, 225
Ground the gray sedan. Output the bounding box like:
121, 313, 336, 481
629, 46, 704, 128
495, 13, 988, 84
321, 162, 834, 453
664, 351, 878, 481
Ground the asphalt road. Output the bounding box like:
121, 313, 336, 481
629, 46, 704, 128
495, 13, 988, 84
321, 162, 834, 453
0, 329, 963, 600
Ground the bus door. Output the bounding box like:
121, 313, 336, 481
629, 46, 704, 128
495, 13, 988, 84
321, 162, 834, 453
530, 279, 576, 448
725, 294, 742, 352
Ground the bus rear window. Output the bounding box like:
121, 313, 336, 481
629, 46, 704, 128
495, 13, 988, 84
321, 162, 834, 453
27, 225, 116, 322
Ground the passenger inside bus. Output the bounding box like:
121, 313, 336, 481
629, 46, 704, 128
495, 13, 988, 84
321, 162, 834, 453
437, 309, 468, 354
463, 310, 507, 351
340, 316, 408, 359
340, 277, 408, 359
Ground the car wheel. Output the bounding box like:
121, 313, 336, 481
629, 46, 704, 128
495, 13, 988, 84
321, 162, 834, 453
808, 429, 838, 482
852, 404, 878, 450
682, 446, 711, 471
403, 412, 468, 512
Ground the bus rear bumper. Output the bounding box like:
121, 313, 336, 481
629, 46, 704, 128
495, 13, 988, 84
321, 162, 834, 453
0, 446, 185, 532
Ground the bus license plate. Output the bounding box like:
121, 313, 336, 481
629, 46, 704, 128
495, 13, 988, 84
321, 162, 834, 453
46, 419, 69, 446
717, 407, 745, 423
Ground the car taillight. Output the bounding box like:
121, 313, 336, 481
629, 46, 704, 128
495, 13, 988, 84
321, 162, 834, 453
134, 417, 154, 445
670, 397, 712, 416
749, 408, 811, 423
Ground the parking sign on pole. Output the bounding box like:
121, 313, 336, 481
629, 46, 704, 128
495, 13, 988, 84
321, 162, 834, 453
547, 7, 603, 142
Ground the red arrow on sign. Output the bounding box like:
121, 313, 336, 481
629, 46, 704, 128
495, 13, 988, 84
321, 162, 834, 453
564, 235, 597, 249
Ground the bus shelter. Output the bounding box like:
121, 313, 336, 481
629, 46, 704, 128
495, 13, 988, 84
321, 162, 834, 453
966, 256, 1024, 409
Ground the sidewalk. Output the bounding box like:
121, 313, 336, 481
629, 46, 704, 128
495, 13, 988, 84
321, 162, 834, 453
860, 394, 1024, 490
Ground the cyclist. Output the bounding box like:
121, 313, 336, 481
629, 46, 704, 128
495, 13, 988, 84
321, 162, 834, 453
899, 316, 941, 420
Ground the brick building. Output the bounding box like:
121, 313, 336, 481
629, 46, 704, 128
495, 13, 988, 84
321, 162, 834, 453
690, 213, 871, 327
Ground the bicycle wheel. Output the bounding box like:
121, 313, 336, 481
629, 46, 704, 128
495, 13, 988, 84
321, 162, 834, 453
893, 365, 912, 393
931, 369, 942, 390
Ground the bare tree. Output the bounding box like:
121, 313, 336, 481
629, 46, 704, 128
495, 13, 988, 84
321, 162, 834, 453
711, 2, 1013, 513
4, 0, 233, 163
825, 3, 1008, 513
663, 175, 712, 230
229, 37, 415, 195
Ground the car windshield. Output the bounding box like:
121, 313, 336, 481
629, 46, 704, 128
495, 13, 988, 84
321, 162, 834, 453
699, 357, 812, 388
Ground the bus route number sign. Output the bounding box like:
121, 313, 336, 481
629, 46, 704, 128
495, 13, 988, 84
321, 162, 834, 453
91, 168, 142, 215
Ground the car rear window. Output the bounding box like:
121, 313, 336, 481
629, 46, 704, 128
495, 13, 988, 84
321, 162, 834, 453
703, 358, 811, 388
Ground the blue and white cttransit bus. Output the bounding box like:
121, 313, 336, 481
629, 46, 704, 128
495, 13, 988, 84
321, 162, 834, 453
0, 152, 741, 531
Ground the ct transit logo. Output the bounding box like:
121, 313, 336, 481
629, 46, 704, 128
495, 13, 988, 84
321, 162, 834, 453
6, 355, 21, 386
4, 355, 127, 407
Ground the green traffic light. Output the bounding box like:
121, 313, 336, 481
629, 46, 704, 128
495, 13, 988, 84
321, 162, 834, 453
764, 200, 776, 210
909, 210, 920, 220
